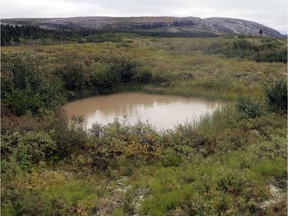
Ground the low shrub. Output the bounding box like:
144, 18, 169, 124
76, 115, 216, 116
252, 159, 286, 179
236, 97, 263, 118
1, 131, 56, 178
232, 39, 259, 51
2, 189, 53, 216
255, 49, 287, 63
4, 87, 45, 116
53, 124, 88, 158
265, 80, 287, 112
2, 131, 56, 163
152, 72, 175, 86
161, 148, 182, 167
133, 66, 153, 84
207, 38, 287, 63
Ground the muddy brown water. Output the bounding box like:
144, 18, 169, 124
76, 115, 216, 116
63, 92, 224, 131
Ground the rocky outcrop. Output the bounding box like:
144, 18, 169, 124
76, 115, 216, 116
125, 17, 282, 37
1, 16, 283, 38
204, 17, 282, 37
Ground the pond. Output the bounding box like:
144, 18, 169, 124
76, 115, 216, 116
63, 92, 224, 131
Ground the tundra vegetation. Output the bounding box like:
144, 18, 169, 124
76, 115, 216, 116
1, 28, 287, 215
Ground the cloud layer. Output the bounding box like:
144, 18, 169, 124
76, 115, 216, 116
2, 0, 287, 33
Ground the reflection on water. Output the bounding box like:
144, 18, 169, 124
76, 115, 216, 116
63, 92, 224, 131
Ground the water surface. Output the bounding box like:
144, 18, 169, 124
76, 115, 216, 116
63, 93, 223, 131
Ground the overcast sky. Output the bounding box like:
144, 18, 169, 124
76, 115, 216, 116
1, 0, 287, 33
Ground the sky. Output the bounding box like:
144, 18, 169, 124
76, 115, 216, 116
1, 0, 287, 33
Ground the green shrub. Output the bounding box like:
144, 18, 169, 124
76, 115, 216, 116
161, 148, 182, 167
53, 124, 88, 158
2, 53, 65, 115
55, 61, 91, 99
85, 33, 123, 43
110, 59, 138, 83
252, 159, 286, 179
232, 39, 258, 51
4, 87, 44, 116
1, 131, 56, 174
236, 97, 263, 118
2, 189, 52, 216
90, 58, 148, 94
133, 66, 153, 84
1, 53, 43, 91
89, 119, 162, 166
265, 80, 287, 112
255, 49, 287, 63
207, 39, 287, 63
91, 63, 120, 94
252, 134, 287, 160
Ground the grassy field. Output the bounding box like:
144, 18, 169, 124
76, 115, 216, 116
2, 36, 286, 99
1, 35, 287, 215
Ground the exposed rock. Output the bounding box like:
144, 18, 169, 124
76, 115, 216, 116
1, 16, 283, 38
95, 177, 150, 216
260, 184, 286, 209
204, 17, 282, 37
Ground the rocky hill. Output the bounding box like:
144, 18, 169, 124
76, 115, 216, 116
1, 16, 283, 38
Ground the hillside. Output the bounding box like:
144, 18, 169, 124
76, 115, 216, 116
1, 16, 283, 38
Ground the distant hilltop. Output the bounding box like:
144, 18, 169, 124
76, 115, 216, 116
1, 16, 283, 38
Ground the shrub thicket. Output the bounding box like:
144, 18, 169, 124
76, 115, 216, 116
2, 53, 153, 114
1, 53, 65, 115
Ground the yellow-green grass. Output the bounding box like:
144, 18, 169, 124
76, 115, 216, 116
2, 37, 286, 100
